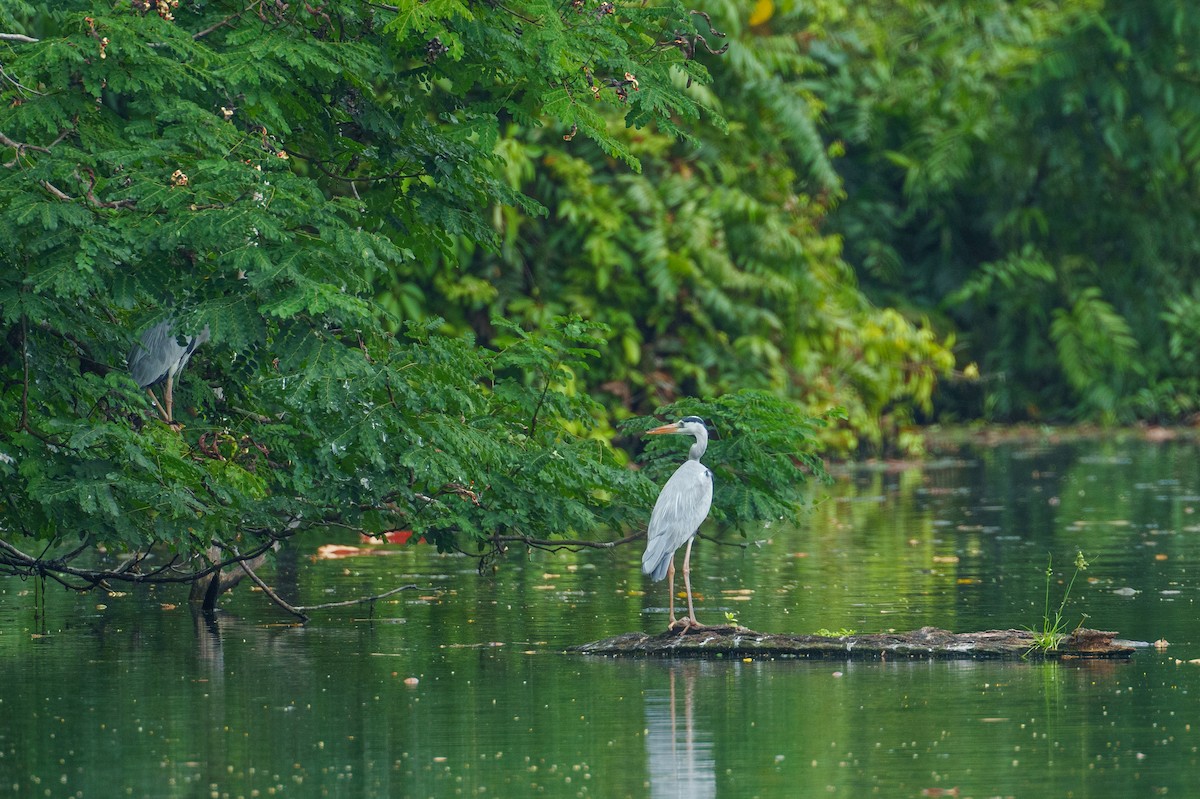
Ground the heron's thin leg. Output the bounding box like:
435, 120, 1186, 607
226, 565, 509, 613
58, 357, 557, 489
164, 373, 175, 422
681, 538, 703, 628
146, 388, 169, 421
666, 559, 678, 627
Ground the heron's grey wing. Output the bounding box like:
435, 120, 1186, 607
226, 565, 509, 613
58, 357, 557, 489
128, 320, 206, 388
129, 320, 183, 388
641, 460, 714, 580
174, 324, 210, 375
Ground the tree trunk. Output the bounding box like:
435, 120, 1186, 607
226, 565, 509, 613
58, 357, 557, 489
187, 545, 273, 609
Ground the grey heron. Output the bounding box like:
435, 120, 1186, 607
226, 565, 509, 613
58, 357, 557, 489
642, 416, 713, 630
128, 319, 210, 422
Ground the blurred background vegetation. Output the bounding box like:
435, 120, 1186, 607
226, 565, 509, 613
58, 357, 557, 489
7, 0, 1200, 472
377, 0, 1200, 450
821, 0, 1200, 427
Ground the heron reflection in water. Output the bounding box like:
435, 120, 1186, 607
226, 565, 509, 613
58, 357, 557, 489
644, 662, 716, 799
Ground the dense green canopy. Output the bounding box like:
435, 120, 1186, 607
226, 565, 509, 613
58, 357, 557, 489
819, 0, 1200, 422
4, 0, 1194, 592
0, 0, 843, 588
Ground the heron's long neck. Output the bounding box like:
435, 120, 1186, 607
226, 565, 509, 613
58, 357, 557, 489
688, 429, 708, 461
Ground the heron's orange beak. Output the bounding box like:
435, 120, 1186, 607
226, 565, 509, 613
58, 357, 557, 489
646, 423, 679, 435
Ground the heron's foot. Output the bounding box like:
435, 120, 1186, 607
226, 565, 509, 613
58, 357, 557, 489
667, 617, 706, 633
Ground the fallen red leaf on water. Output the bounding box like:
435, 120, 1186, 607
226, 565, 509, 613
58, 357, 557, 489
359, 530, 426, 545
317, 545, 363, 559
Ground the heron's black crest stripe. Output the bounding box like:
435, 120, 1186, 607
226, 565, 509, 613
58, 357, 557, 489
681, 415, 705, 425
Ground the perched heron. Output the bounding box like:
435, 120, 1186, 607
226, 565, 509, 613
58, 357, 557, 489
642, 416, 713, 630
128, 319, 210, 422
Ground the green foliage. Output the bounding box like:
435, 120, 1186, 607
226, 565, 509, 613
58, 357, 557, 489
0, 0, 828, 580
623, 390, 836, 532
390, 0, 957, 455
1, 312, 624, 553
0, 0, 972, 596
1049, 288, 1140, 423
819, 0, 1200, 422
1025, 551, 1089, 655
813, 628, 858, 638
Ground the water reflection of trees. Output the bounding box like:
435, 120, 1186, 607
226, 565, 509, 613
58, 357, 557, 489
742, 440, 1200, 635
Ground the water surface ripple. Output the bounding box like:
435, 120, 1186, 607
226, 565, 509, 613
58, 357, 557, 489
3, 439, 1199, 797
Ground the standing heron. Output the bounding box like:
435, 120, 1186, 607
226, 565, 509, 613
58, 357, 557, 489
642, 416, 713, 630
128, 319, 210, 422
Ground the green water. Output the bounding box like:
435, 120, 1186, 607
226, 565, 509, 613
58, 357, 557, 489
3, 438, 1200, 798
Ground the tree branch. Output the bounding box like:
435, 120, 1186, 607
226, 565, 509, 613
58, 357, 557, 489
0, 130, 50, 155
696, 530, 770, 549
39, 180, 72, 201
19, 315, 30, 431
235, 553, 310, 622
0, 66, 44, 98
485, 528, 762, 556
193, 0, 264, 40
0, 32, 38, 43
232, 405, 274, 423
2, 529, 425, 624
286, 148, 421, 183
0, 535, 280, 585
232, 544, 421, 622
39, 174, 136, 209
491, 530, 645, 553
2, 129, 64, 166
293, 584, 421, 613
